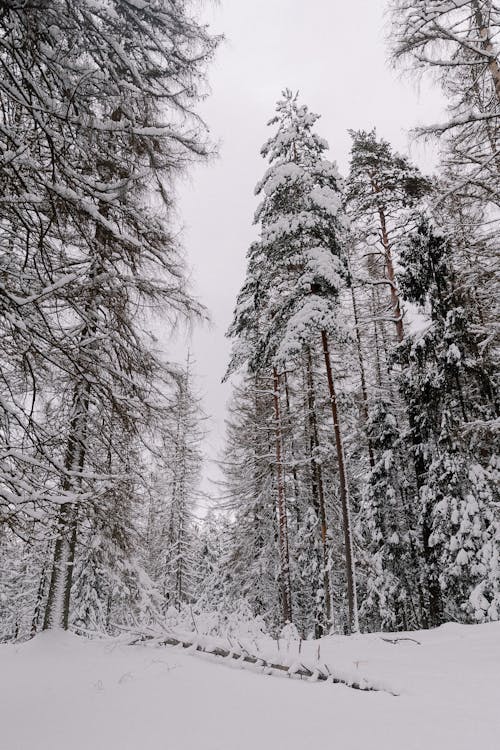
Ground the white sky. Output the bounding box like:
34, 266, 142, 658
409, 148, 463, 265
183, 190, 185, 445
168, 0, 445, 497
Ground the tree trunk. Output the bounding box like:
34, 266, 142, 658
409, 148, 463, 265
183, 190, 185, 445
350, 284, 375, 468
305, 348, 332, 631
320, 331, 359, 634
422, 515, 444, 628
31, 553, 49, 636
370, 287, 384, 389
272, 367, 293, 625
43, 381, 90, 630
406, 405, 442, 629
282, 369, 301, 525
377, 205, 404, 344
43, 195, 109, 630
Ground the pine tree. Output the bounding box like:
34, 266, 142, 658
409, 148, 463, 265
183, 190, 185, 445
71, 434, 160, 634
346, 129, 431, 344
346, 130, 432, 629
194, 511, 231, 615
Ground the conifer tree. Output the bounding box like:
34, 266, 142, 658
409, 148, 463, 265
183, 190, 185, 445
146, 359, 204, 611
346, 129, 431, 344
390, 0, 499, 347
398, 217, 499, 624
194, 511, 232, 614
219, 377, 283, 630
227, 91, 359, 632
346, 131, 432, 629
358, 401, 424, 631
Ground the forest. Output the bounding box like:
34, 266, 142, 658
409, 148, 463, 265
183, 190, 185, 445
0, 0, 498, 657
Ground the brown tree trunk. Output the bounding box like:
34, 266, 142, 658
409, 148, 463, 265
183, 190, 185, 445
305, 348, 332, 631
320, 331, 359, 633
272, 367, 293, 625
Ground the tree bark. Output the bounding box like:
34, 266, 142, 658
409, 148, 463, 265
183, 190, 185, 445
282, 369, 301, 525
377, 205, 404, 344
43, 193, 108, 630
320, 331, 359, 634
43, 380, 90, 630
272, 367, 293, 625
305, 348, 332, 632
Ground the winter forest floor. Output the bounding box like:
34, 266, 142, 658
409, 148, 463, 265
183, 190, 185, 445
1, 622, 499, 750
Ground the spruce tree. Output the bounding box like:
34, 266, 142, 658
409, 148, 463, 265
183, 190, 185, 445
227, 91, 359, 632
398, 217, 499, 623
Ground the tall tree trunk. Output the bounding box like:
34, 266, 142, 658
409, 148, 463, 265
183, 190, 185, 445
43, 380, 90, 630
350, 284, 375, 468
398, 487, 428, 629
377, 205, 404, 344
282, 369, 301, 524
305, 348, 332, 631
320, 331, 359, 633
272, 367, 293, 625
43, 197, 109, 630
370, 287, 384, 389
368, 178, 405, 344
366, 253, 387, 390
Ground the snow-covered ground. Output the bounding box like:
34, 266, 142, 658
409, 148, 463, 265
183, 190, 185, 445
1, 622, 499, 750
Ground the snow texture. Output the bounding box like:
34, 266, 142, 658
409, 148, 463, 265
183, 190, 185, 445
1, 622, 499, 749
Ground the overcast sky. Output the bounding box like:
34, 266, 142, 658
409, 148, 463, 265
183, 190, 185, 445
169, 0, 445, 497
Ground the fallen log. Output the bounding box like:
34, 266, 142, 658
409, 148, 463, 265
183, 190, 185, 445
124, 629, 399, 696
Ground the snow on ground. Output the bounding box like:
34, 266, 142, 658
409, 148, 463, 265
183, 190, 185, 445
1, 622, 499, 750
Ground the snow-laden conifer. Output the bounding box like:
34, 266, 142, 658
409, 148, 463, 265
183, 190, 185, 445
398, 217, 499, 623
146, 358, 205, 612
227, 91, 359, 632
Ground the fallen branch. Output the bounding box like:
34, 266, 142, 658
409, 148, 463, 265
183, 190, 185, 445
380, 636, 421, 646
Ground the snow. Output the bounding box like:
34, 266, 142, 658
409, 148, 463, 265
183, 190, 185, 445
1, 622, 499, 750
